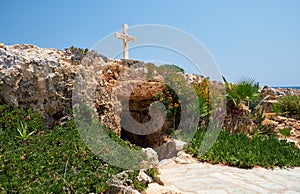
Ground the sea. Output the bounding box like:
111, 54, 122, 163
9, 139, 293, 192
272, 86, 300, 90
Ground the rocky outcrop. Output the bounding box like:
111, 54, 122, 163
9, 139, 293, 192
260, 86, 300, 113
0, 43, 200, 149
260, 86, 300, 148
261, 86, 300, 98
0, 44, 163, 133
0, 44, 78, 126
263, 114, 300, 148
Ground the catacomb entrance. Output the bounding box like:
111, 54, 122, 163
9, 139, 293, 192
119, 82, 172, 148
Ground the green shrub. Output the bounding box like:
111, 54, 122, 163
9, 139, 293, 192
272, 103, 281, 114
188, 79, 212, 127
276, 95, 300, 119
145, 63, 156, 81
186, 127, 300, 168
69, 46, 89, 55
279, 127, 292, 137
0, 104, 153, 193
157, 64, 185, 74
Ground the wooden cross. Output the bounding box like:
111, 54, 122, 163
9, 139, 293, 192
115, 24, 135, 59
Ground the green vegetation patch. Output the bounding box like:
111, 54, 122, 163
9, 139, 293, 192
0, 104, 154, 193
275, 95, 300, 119
157, 64, 185, 74
187, 128, 300, 168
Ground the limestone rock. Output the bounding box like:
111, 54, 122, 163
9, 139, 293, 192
185, 73, 204, 84
173, 151, 196, 164
0, 43, 215, 149
0, 44, 82, 126
143, 183, 184, 194
0, 44, 166, 135
262, 118, 279, 126
263, 114, 300, 148
154, 139, 187, 161
142, 148, 159, 166
137, 170, 152, 183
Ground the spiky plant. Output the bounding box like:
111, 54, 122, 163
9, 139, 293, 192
225, 77, 260, 109
223, 77, 265, 134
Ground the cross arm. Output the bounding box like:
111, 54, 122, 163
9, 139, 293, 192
115, 32, 136, 42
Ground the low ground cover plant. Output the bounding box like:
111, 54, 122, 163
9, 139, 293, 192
186, 127, 300, 168
0, 104, 155, 193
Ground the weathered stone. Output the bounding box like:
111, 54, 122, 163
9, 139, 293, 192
144, 183, 184, 194
142, 148, 159, 166
261, 86, 300, 99
137, 170, 152, 183
263, 114, 300, 148
154, 139, 187, 161
0, 44, 166, 137
262, 118, 279, 126
0, 44, 81, 126
173, 151, 196, 164
0, 43, 219, 149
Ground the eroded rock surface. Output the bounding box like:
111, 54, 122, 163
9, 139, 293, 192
261, 86, 300, 148
0, 44, 79, 126
0, 44, 193, 149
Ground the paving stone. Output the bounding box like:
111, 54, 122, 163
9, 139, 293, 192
196, 189, 227, 194
156, 154, 300, 193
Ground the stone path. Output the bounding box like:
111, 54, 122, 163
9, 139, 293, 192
145, 152, 300, 194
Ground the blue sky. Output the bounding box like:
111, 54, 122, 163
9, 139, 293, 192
1, 0, 299, 86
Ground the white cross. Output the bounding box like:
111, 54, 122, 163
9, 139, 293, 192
115, 24, 135, 59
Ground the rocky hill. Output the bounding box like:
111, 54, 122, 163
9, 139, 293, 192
0, 44, 203, 152
0, 43, 299, 149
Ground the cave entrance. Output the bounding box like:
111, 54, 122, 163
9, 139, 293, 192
118, 82, 169, 148
120, 98, 166, 148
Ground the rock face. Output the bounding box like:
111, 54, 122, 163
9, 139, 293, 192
0, 43, 195, 149
0, 44, 78, 126
0, 44, 162, 131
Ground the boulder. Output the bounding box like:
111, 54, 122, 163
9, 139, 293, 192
142, 148, 159, 166
137, 170, 152, 183
154, 139, 187, 161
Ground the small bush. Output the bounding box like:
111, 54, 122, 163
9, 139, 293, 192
145, 63, 156, 81
157, 64, 185, 74
188, 79, 212, 127
279, 127, 292, 137
69, 46, 89, 55
276, 95, 300, 119
225, 78, 260, 109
